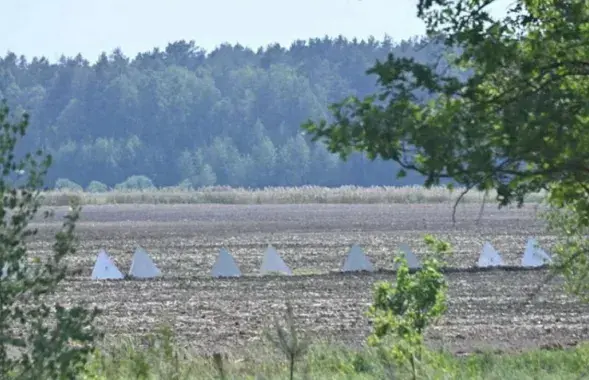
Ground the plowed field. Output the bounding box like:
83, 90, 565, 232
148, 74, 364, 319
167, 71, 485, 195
29, 203, 589, 354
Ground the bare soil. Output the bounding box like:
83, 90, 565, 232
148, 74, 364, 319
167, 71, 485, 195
29, 203, 589, 354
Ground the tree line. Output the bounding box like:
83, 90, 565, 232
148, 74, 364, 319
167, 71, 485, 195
0, 36, 458, 188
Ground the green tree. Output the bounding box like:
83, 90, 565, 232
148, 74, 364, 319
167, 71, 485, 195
177, 150, 199, 186
86, 180, 108, 193
115, 175, 155, 191
278, 135, 311, 186
55, 178, 83, 191
543, 207, 589, 302
206, 137, 252, 186
251, 133, 278, 187
308, 143, 339, 186
0, 35, 477, 187
303, 1, 589, 296
367, 235, 450, 380
0, 101, 100, 378
177, 149, 218, 187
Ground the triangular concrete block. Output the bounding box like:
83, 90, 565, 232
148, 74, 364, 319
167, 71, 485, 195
1, 264, 5, 279
129, 247, 161, 278
394, 243, 422, 270
260, 245, 292, 275
91, 249, 124, 280
1, 263, 10, 279
1, 263, 14, 279
342, 244, 374, 272
477, 242, 504, 267
2, 258, 35, 280
522, 238, 552, 267
211, 248, 241, 277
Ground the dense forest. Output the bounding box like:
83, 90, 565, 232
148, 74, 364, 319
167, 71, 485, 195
0, 35, 461, 189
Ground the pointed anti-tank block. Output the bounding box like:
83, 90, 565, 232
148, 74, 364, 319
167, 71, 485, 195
211, 248, 241, 277
129, 247, 161, 278
1, 260, 25, 279
260, 245, 292, 275
522, 238, 552, 267
477, 242, 504, 267
393, 243, 422, 270
91, 249, 124, 280
342, 244, 374, 272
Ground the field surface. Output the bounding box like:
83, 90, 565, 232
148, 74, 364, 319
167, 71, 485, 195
29, 203, 589, 355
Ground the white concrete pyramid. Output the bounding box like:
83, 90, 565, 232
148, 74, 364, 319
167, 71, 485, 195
1, 263, 18, 279
393, 243, 422, 270
1, 263, 11, 279
2, 258, 40, 280
522, 238, 552, 267
260, 245, 292, 275
1, 261, 22, 279
129, 247, 161, 278
91, 249, 124, 280
477, 242, 504, 267
342, 244, 374, 272
211, 248, 241, 277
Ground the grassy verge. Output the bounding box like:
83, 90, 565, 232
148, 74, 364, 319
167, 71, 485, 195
83, 329, 588, 380
41, 185, 548, 206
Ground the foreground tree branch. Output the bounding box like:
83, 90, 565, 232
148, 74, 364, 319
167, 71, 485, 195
302, 0, 589, 299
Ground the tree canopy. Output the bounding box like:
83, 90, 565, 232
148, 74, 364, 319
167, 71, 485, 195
303, 0, 589, 295
0, 36, 456, 188
305, 0, 589, 209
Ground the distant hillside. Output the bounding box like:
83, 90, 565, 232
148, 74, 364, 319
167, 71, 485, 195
0, 36, 462, 189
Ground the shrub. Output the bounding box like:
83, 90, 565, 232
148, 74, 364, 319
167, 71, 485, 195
86, 180, 108, 193
176, 179, 193, 190
55, 177, 83, 191
367, 234, 450, 380
264, 301, 311, 380
114, 175, 155, 191
0, 102, 101, 378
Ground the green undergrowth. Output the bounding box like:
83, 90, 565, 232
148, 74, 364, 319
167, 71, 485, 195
82, 328, 589, 380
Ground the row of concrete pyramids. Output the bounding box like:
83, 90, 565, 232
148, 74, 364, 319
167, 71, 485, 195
89, 238, 553, 280
477, 238, 552, 267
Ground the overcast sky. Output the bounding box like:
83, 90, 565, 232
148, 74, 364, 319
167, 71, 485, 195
1, 0, 511, 62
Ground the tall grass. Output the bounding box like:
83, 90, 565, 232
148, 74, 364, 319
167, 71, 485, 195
83, 327, 588, 379
41, 185, 548, 206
